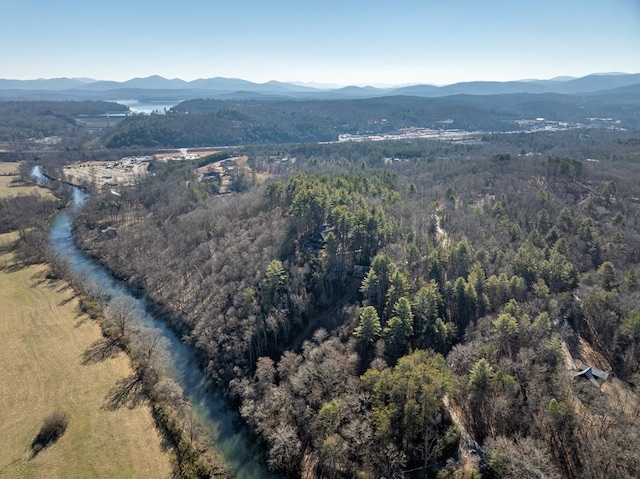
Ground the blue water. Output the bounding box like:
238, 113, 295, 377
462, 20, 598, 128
38, 166, 275, 479
115, 99, 180, 114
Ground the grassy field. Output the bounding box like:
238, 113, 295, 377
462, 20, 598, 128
0, 257, 173, 478
0, 162, 54, 198
0, 164, 172, 478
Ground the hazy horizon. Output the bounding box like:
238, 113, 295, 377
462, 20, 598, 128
2, 0, 639, 86
2, 71, 639, 90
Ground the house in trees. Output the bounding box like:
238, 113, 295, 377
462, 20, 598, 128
319, 224, 335, 241
352, 265, 370, 278
569, 362, 610, 388
196, 164, 224, 181
99, 225, 118, 238
303, 225, 335, 253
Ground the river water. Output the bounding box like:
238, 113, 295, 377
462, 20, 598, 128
36, 167, 275, 479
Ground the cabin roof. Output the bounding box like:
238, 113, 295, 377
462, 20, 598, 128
569, 362, 609, 388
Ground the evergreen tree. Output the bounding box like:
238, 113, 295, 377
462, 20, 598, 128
354, 306, 382, 347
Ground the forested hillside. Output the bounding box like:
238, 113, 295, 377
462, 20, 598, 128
102, 93, 639, 148
0, 101, 127, 142
70, 130, 640, 478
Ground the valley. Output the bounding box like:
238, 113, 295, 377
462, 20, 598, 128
1, 79, 640, 478
0, 164, 172, 479
3, 0, 639, 476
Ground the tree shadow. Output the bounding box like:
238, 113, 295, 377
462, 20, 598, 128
561, 321, 583, 362
59, 295, 75, 306
81, 338, 122, 365
54, 283, 71, 294
150, 407, 181, 453
0, 241, 16, 256
74, 313, 90, 328
30, 411, 69, 458
1, 261, 29, 273
28, 273, 52, 288
102, 374, 146, 411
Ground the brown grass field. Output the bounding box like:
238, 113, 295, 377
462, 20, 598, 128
0, 162, 54, 199
0, 164, 172, 478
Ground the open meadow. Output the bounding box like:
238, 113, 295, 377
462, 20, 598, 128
0, 164, 171, 479
0, 162, 54, 198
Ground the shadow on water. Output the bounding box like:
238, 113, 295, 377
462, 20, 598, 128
37, 166, 278, 479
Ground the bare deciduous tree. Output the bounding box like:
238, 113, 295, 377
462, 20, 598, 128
105, 296, 140, 338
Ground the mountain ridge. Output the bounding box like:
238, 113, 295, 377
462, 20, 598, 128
1, 73, 639, 101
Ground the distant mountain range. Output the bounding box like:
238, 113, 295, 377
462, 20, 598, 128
1, 73, 639, 101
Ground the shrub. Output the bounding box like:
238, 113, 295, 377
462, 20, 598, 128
79, 297, 102, 319
31, 410, 70, 455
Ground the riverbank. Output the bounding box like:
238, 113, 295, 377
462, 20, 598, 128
0, 162, 174, 478
0, 162, 54, 198
0, 218, 172, 478
37, 162, 260, 478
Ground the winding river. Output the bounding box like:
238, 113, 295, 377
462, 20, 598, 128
36, 167, 276, 479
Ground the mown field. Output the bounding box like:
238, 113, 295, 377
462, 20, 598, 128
0, 162, 53, 198
0, 165, 171, 479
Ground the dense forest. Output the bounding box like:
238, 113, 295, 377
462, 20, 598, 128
0, 100, 127, 142
65, 127, 640, 478
103, 93, 640, 148
0, 189, 62, 264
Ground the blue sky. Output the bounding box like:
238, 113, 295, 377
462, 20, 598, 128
2, 0, 639, 86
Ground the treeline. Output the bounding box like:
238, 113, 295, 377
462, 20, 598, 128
104, 111, 338, 148
0, 175, 225, 479
0, 100, 127, 142
0, 192, 60, 235
71, 131, 640, 478
103, 96, 518, 148
0, 190, 62, 264
44, 259, 225, 479
0, 165, 228, 479
102, 93, 640, 149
